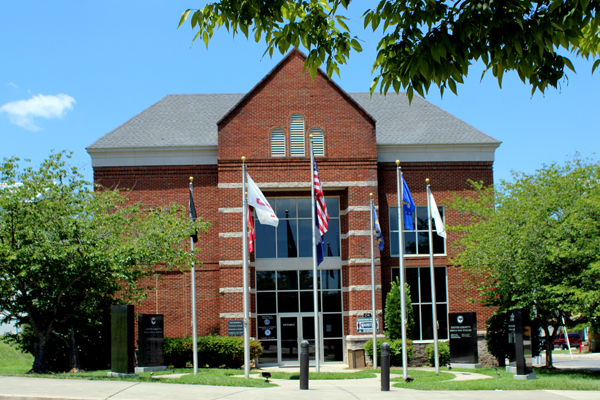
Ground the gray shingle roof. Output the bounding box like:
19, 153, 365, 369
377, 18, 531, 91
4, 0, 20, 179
87, 92, 500, 150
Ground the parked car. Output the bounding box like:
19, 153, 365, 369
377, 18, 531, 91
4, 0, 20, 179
553, 333, 582, 349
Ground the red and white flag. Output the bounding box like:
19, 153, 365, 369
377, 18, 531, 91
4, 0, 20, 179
248, 205, 255, 253
247, 174, 279, 227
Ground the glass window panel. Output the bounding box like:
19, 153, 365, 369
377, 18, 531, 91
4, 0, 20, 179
391, 267, 399, 283
258, 340, 278, 363
389, 206, 399, 231
302, 316, 315, 340
322, 291, 342, 312
277, 219, 298, 258
416, 206, 429, 231
298, 219, 312, 257
256, 271, 275, 291
411, 305, 420, 340
276, 198, 296, 219
421, 304, 434, 340
323, 219, 340, 257
299, 270, 314, 290
420, 267, 432, 303
323, 339, 344, 362
297, 198, 311, 218
255, 222, 276, 258
277, 292, 299, 313
256, 292, 276, 314
323, 314, 343, 338
390, 231, 399, 256
404, 231, 417, 255
435, 268, 447, 302
436, 303, 448, 340
418, 232, 430, 254
321, 269, 340, 289
277, 271, 298, 290
433, 233, 445, 254
325, 197, 339, 218
406, 268, 419, 303
300, 292, 315, 312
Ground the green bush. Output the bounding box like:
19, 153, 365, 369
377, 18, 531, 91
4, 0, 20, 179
485, 311, 512, 367
424, 341, 450, 367
385, 277, 415, 340
163, 335, 262, 369
363, 338, 413, 367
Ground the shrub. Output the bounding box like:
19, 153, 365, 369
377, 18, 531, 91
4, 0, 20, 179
363, 338, 413, 366
163, 335, 262, 369
485, 311, 511, 367
385, 277, 415, 340
424, 341, 450, 366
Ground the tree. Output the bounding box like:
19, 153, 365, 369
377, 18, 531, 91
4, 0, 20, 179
179, 1, 600, 101
385, 277, 415, 340
446, 157, 600, 367
0, 152, 208, 373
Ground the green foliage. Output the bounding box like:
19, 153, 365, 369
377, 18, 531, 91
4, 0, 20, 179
363, 338, 413, 366
447, 156, 600, 367
385, 277, 415, 340
179, 1, 600, 100
164, 336, 263, 369
0, 337, 33, 373
424, 341, 450, 367
485, 312, 511, 367
0, 152, 209, 372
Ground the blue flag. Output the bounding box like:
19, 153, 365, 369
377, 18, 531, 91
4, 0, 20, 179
315, 204, 325, 265
374, 207, 384, 251
403, 177, 416, 230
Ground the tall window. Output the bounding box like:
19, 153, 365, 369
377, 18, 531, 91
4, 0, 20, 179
255, 197, 340, 259
389, 205, 445, 256
290, 114, 305, 156
310, 128, 324, 156
271, 129, 285, 157
391, 267, 448, 341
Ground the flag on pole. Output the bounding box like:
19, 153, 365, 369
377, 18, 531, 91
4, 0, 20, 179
374, 207, 384, 251
248, 205, 255, 253
429, 192, 446, 238
189, 185, 198, 243
247, 174, 279, 227
402, 177, 416, 230
313, 159, 328, 265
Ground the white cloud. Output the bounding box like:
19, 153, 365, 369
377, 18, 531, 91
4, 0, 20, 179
0, 93, 76, 131
7, 82, 18, 88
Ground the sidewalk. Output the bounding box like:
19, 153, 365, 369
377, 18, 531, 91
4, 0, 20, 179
1, 375, 599, 400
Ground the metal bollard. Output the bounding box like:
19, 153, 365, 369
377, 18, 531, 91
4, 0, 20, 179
300, 340, 309, 390
381, 342, 390, 391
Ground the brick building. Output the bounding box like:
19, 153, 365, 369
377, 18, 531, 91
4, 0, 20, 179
87, 50, 501, 366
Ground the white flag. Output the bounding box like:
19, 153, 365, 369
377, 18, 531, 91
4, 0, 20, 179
247, 174, 279, 227
429, 192, 446, 238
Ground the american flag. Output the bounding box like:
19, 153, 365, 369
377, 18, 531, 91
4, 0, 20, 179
313, 160, 329, 236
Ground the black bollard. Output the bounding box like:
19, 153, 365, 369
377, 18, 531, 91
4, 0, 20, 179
381, 342, 390, 391
300, 340, 309, 390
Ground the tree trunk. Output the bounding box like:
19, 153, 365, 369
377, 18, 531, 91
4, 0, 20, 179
544, 325, 554, 368
68, 328, 80, 372
31, 336, 47, 373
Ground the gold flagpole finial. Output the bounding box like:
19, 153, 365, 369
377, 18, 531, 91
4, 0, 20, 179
425, 178, 430, 184
395, 159, 400, 166
309, 134, 313, 139
369, 193, 373, 198
241, 156, 246, 162
189, 176, 193, 182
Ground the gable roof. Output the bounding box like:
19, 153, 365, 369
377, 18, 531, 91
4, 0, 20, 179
87, 91, 499, 150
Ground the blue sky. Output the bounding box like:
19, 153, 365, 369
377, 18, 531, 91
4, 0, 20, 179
1, 1, 599, 187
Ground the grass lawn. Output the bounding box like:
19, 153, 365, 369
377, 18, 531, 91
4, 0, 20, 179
0, 340, 33, 374
391, 367, 600, 390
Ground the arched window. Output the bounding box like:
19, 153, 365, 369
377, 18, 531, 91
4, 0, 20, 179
270, 129, 285, 157
290, 114, 305, 157
310, 128, 324, 156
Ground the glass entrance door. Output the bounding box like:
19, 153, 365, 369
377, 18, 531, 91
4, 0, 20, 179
278, 313, 318, 365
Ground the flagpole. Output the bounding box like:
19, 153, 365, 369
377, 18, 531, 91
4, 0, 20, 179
396, 160, 408, 380
369, 193, 377, 370
310, 135, 321, 372
190, 177, 198, 376
426, 179, 440, 374
242, 156, 250, 379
